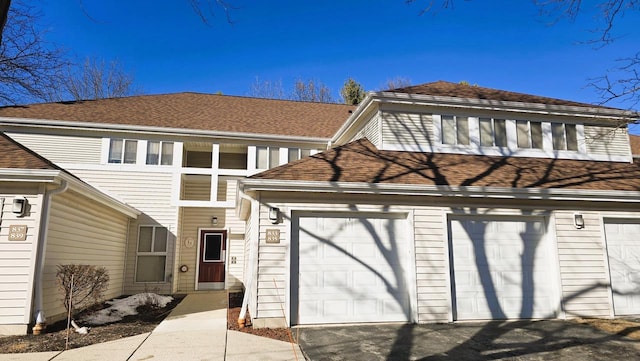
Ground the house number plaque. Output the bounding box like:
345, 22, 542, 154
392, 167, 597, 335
265, 229, 280, 244
9, 225, 27, 241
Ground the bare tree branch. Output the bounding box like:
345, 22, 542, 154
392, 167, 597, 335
188, 0, 236, 25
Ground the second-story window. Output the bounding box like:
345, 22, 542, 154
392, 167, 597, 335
108, 139, 137, 164
146, 141, 174, 165
552, 123, 578, 151
516, 120, 543, 149
287, 148, 312, 162
441, 115, 470, 145
479, 117, 507, 147
256, 146, 280, 169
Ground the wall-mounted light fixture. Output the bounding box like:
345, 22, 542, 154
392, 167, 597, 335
574, 213, 585, 229
12, 196, 27, 217
212, 216, 218, 225
268, 207, 280, 224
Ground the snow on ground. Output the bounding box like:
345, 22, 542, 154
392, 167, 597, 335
81, 293, 173, 325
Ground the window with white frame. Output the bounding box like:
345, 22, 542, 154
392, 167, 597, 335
287, 148, 312, 162
256, 146, 280, 169
516, 120, 543, 149
136, 226, 168, 282
441, 115, 470, 145
146, 141, 174, 165
551, 123, 578, 151
479, 117, 507, 147
108, 139, 137, 164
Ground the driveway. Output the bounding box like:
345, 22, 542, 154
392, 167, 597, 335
297, 320, 640, 360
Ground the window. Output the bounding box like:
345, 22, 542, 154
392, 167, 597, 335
136, 226, 168, 282
146, 141, 174, 165
256, 146, 280, 169
551, 123, 578, 151
516, 120, 543, 149
287, 148, 312, 162
479, 118, 507, 147
441, 115, 470, 145
108, 139, 137, 164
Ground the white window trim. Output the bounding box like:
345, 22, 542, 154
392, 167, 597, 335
134, 225, 169, 283
145, 140, 175, 166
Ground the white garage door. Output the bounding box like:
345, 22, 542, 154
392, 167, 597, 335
293, 213, 412, 325
451, 217, 557, 320
605, 220, 640, 315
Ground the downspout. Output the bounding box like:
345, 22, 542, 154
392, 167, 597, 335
32, 180, 68, 333
238, 191, 257, 327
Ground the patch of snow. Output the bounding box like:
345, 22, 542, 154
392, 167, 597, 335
81, 293, 173, 326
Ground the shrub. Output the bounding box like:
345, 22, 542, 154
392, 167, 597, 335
56, 264, 109, 317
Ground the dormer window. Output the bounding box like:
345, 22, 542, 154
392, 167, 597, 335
479, 118, 507, 147
516, 120, 543, 149
441, 115, 470, 145
551, 123, 578, 151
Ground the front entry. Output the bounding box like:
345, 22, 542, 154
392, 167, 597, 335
197, 230, 227, 290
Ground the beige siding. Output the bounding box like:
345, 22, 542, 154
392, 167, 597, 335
66, 170, 178, 295
43, 190, 130, 322
0, 185, 43, 333
413, 208, 449, 322
256, 203, 289, 319
584, 125, 631, 157
5, 132, 102, 165
554, 211, 611, 318
181, 175, 212, 201
353, 113, 381, 147
175, 179, 245, 292
381, 111, 434, 150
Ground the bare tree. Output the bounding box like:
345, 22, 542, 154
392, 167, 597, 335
249, 77, 287, 100
60, 57, 142, 101
0, 0, 10, 45
0, 1, 68, 105
187, 0, 235, 24
382, 76, 413, 91
292, 78, 334, 103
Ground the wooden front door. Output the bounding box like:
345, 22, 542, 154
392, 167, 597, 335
198, 230, 226, 289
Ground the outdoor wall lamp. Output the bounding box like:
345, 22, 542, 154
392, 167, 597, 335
212, 216, 218, 225
574, 213, 585, 229
12, 196, 27, 217
268, 207, 280, 224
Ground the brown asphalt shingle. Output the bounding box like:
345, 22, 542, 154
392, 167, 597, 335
252, 138, 640, 192
391, 81, 612, 109
630, 135, 640, 156
0, 133, 60, 170
0, 93, 355, 138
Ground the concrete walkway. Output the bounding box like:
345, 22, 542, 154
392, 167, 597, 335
0, 292, 303, 361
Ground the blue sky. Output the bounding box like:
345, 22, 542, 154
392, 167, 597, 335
37, 1, 639, 131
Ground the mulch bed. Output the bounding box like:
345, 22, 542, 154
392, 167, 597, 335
0, 295, 184, 353
227, 291, 296, 343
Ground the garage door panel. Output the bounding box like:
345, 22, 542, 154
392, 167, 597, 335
451, 217, 556, 321
295, 214, 411, 325
605, 220, 640, 316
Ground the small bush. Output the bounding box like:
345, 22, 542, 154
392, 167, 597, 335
56, 264, 109, 317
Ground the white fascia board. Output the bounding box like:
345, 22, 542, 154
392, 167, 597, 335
58, 173, 140, 218
0, 117, 330, 144
369, 92, 639, 121
0, 169, 61, 183
330, 94, 376, 145
240, 179, 640, 203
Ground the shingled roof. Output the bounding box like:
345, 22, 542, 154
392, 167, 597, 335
0, 93, 355, 138
251, 138, 640, 192
390, 81, 611, 109
0, 133, 60, 170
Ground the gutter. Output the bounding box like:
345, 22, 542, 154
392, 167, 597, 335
240, 179, 640, 204
0, 117, 331, 145
32, 180, 68, 332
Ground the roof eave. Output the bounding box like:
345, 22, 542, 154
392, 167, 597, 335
370, 91, 639, 121
240, 179, 640, 203
0, 117, 332, 144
